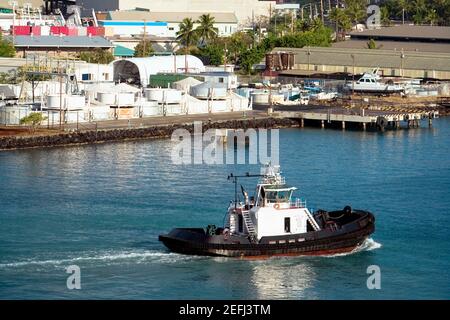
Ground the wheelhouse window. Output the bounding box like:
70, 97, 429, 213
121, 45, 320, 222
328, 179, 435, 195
284, 217, 291, 233
265, 190, 292, 203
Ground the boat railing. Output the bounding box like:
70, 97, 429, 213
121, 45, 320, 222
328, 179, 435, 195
259, 176, 286, 185
291, 198, 307, 208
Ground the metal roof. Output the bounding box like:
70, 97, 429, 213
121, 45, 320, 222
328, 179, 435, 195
274, 47, 450, 72
107, 10, 238, 24
114, 45, 135, 57
332, 40, 450, 54
12, 36, 114, 48
349, 25, 450, 41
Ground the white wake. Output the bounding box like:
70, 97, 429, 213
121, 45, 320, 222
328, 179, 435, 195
324, 238, 382, 258
0, 250, 197, 269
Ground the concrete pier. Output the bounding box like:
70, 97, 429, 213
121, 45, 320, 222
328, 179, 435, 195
276, 108, 439, 131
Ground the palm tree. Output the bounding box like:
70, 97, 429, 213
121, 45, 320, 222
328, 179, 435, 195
425, 9, 439, 26
176, 18, 198, 53
330, 8, 351, 41
176, 18, 198, 73
412, 0, 427, 24
397, 0, 410, 24
196, 14, 218, 46
344, 0, 366, 25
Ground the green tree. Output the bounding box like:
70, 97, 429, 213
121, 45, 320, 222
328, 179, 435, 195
0, 33, 15, 57
134, 39, 154, 57
20, 113, 47, 133
79, 49, 114, 64
366, 38, 383, 49
176, 18, 198, 54
199, 44, 224, 66
344, 0, 367, 24
330, 8, 352, 39
380, 6, 391, 26
425, 9, 439, 25
412, 0, 427, 24
397, 0, 411, 24
196, 14, 218, 46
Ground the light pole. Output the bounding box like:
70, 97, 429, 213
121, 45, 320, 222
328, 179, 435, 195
9, 1, 18, 44
351, 54, 355, 95
306, 47, 311, 73
400, 51, 405, 77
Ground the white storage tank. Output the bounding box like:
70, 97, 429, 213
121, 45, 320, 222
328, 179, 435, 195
116, 92, 135, 106
47, 94, 67, 109
146, 88, 182, 104
211, 100, 228, 113
190, 82, 227, 100
88, 106, 111, 121
97, 92, 116, 105
164, 89, 182, 104
65, 95, 86, 110
165, 105, 184, 115
0, 105, 32, 125
251, 92, 269, 104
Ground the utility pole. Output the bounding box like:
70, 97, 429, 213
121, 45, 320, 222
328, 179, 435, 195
351, 54, 355, 96
320, 0, 324, 23
9, 1, 17, 44
58, 60, 63, 130
142, 19, 147, 56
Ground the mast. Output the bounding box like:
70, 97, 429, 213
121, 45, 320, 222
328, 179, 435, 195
227, 172, 263, 209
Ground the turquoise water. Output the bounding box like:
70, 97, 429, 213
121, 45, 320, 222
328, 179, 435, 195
0, 119, 449, 299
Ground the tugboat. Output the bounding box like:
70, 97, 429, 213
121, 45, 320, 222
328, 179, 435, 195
159, 164, 375, 258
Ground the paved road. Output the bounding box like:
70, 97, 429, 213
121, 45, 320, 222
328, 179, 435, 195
62, 111, 269, 131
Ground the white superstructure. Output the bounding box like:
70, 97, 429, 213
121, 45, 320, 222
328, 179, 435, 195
226, 164, 320, 242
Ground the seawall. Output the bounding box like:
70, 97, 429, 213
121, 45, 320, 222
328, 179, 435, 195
0, 117, 300, 151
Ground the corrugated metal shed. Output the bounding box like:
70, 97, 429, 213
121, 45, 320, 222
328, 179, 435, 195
274, 47, 450, 72
349, 25, 450, 41
332, 40, 450, 54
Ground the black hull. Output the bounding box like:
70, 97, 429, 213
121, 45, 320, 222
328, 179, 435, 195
159, 210, 375, 258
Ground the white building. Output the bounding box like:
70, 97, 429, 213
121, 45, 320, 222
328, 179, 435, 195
78, 0, 275, 26
102, 11, 238, 38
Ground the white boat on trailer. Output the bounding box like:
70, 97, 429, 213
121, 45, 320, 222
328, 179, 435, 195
346, 68, 404, 95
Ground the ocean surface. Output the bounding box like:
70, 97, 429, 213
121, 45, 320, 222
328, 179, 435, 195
0, 118, 449, 299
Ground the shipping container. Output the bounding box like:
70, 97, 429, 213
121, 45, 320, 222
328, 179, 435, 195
67, 27, 78, 36
59, 26, 69, 35
50, 26, 60, 35
13, 26, 31, 35
87, 26, 97, 36
96, 27, 105, 36
41, 25, 50, 36
31, 26, 41, 36
78, 27, 87, 36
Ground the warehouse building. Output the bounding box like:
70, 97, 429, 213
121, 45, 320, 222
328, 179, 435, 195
333, 25, 450, 54
273, 46, 450, 80
78, 0, 274, 26
101, 10, 239, 38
